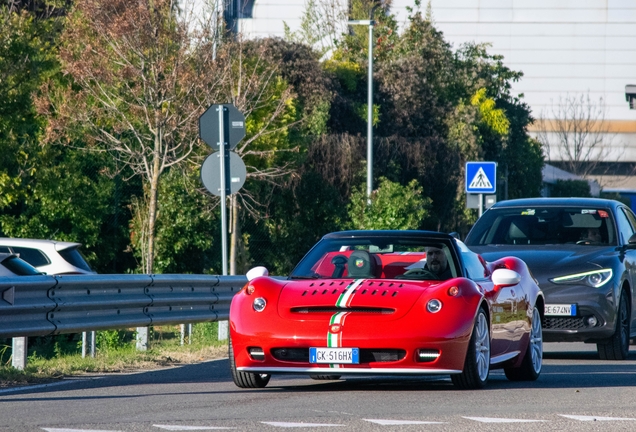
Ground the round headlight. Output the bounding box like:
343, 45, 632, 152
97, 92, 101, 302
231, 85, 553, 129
253, 297, 267, 312
426, 299, 442, 313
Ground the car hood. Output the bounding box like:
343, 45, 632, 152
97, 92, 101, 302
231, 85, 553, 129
470, 245, 616, 281
277, 278, 440, 321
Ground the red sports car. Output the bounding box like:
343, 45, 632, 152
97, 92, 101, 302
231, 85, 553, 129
230, 230, 544, 389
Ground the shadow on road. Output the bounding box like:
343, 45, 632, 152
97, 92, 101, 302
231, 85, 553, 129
3, 347, 636, 398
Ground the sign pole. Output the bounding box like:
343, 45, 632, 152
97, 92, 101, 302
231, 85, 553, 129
478, 193, 483, 218
218, 105, 228, 276
199, 103, 247, 342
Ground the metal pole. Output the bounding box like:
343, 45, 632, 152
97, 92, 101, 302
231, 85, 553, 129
90, 330, 96, 358
82, 331, 87, 358
218, 105, 229, 341
366, 20, 374, 203
219, 105, 228, 276
478, 193, 483, 218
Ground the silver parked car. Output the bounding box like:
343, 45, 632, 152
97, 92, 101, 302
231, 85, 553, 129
0, 238, 95, 275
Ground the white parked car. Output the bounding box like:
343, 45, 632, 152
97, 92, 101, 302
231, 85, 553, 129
0, 253, 42, 276
0, 238, 95, 275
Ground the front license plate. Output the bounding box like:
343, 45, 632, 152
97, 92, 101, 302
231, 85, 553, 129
310, 347, 360, 364
545, 304, 577, 316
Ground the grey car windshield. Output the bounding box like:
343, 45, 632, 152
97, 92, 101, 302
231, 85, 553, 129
466, 207, 617, 246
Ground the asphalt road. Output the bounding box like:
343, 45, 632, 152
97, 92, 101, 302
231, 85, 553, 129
1, 342, 636, 432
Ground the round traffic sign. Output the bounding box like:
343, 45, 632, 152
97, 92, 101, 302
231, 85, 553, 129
200, 151, 247, 196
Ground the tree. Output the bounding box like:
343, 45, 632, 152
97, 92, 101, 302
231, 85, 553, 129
347, 177, 431, 230
0, 4, 59, 210
550, 179, 591, 198
40, 0, 226, 273
537, 93, 617, 179
284, 0, 349, 57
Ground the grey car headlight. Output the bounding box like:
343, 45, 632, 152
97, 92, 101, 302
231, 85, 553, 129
550, 269, 613, 288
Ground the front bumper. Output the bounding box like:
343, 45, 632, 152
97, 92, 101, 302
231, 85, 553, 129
541, 281, 617, 343
231, 319, 473, 375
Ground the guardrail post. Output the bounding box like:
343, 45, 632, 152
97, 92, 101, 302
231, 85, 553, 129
136, 327, 148, 351
82, 332, 87, 358
218, 320, 228, 340
11, 337, 27, 370
81, 331, 96, 358
90, 330, 96, 357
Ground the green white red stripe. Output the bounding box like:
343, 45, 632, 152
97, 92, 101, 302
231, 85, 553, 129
326, 279, 365, 368
336, 279, 364, 308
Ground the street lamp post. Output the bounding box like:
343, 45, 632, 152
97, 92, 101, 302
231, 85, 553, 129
349, 5, 379, 203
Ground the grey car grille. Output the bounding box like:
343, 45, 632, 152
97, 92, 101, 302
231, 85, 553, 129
544, 316, 586, 330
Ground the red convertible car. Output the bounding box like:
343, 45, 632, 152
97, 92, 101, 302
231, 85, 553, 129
230, 231, 544, 389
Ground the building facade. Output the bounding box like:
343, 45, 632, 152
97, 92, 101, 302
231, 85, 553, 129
225, 0, 636, 191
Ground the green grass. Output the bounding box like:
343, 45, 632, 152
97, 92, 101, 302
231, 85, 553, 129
0, 323, 229, 388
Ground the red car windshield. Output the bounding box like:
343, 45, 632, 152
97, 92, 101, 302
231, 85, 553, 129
289, 236, 460, 281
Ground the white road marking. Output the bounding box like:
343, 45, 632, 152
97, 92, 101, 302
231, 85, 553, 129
464, 417, 545, 423
364, 419, 445, 425
560, 414, 636, 422
261, 422, 344, 428
154, 425, 235, 430
42, 429, 122, 432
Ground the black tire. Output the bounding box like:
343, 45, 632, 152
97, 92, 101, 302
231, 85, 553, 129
309, 375, 341, 380
504, 306, 543, 381
451, 308, 490, 390
229, 339, 271, 388
597, 289, 630, 360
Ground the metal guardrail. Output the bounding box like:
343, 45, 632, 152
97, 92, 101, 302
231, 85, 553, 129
0, 274, 248, 339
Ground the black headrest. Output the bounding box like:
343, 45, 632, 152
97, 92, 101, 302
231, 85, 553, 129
347, 250, 376, 278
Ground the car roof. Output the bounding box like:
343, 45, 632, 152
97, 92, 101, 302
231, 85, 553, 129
490, 197, 624, 210
0, 237, 81, 251
322, 230, 454, 241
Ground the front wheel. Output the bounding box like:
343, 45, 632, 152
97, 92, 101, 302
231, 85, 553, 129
229, 339, 271, 388
451, 308, 490, 390
504, 306, 543, 381
597, 289, 630, 360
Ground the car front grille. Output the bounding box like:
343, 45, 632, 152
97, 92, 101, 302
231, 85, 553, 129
290, 307, 394, 314
544, 316, 586, 330
270, 348, 406, 363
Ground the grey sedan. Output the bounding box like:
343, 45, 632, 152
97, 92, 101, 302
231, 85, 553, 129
465, 197, 636, 360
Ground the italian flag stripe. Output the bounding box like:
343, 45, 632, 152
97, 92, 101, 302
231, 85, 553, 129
336, 279, 364, 308
327, 312, 348, 368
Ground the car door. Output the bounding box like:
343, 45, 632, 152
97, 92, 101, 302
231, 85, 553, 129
616, 206, 636, 337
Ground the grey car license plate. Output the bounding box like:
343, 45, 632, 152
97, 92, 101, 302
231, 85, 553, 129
545, 304, 577, 316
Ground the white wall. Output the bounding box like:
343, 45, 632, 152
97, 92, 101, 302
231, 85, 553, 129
233, 0, 636, 160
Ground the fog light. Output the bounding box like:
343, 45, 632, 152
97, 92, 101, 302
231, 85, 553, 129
253, 297, 266, 312
248, 347, 265, 360
587, 316, 598, 327
427, 299, 442, 313
417, 349, 440, 363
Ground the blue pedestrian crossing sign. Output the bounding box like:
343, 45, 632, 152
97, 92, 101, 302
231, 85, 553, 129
465, 162, 496, 194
